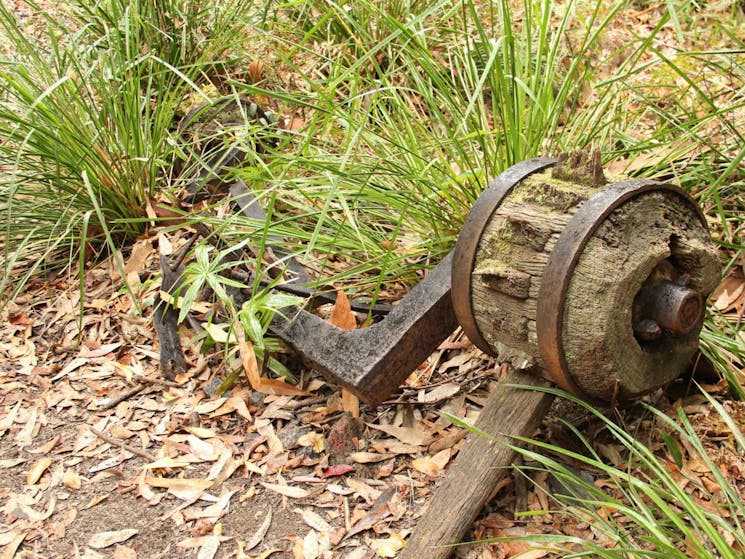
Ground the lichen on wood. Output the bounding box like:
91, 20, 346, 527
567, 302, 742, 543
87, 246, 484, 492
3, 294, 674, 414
469, 168, 602, 370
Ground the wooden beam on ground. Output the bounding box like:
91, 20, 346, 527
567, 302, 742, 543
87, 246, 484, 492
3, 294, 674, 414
402, 369, 554, 559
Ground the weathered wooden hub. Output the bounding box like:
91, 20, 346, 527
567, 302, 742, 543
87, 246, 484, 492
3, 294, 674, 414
453, 156, 720, 402
406, 155, 720, 559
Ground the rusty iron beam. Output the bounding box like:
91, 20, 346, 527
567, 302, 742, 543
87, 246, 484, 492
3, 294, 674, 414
271, 252, 457, 405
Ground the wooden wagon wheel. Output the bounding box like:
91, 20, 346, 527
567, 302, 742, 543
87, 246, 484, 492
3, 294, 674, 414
403, 152, 720, 558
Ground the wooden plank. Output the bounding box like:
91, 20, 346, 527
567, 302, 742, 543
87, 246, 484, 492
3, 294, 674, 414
402, 369, 554, 559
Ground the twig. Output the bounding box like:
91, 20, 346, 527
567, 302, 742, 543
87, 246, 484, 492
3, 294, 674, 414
99, 385, 146, 411
286, 395, 327, 410
89, 427, 156, 462
378, 370, 495, 406
244, 435, 268, 458
113, 371, 185, 389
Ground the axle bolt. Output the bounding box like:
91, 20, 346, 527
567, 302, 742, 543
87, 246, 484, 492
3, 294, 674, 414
639, 281, 704, 337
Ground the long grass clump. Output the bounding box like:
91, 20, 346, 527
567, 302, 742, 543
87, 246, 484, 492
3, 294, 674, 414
507, 387, 745, 558
0, 0, 256, 298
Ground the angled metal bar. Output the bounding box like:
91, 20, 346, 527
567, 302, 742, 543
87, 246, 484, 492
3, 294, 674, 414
271, 252, 457, 405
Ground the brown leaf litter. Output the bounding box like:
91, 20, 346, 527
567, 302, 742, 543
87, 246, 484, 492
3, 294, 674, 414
2, 243, 744, 559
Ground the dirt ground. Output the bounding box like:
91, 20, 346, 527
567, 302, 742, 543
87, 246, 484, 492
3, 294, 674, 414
2, 258, 744, 559
0, 260, 514, 559
2, 1, 745, 558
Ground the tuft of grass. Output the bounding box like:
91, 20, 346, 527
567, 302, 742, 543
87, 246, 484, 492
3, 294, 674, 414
508, 387, 745, 558
0, 0, 257, 299
447, 385, 745, 557
214, 0, 669, 290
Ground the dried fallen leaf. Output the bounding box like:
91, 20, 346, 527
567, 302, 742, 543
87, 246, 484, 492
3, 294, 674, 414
346, 487, 397, 537
26, 457, 52, 485
369, 532, 406, 557
297, 432, 325, 453
438, 351, 472, 372
15, 407, 38, 446
112, 545, 137, 559
296, 508, 332, 533
187, 435, 220, 461
0, 458, 24, 469
208, 451, 241, 486
176, 534, 232, 551
185, 426, 219, 439
237, 546, 282, 559
6, 494, 55, 522
300, 528, 331, 559
0, 531, 27, 559
349, 452, 394, 464
63, 468, 82, 490
243, 509, 272, 551
82, 494, 109, 510
124, 239, 153, 276
29, 434, 60, 454
201, 322, 238, 344
322, 464, 355, 478
345, 478, 381, 503
368, 423, 432, 446
144, 457, 190, 470
158, 231, 173, 255
240, 339, 306, 396
195, 399, 228, 415
261, 482, 309, 499
417, 382, 460, 403
78, 342, 123, 358
211, 394, 253, 421
197, 536, 222, 559
329, 292, 359, 416
188, 490, 235, 522
145, 476, 213, 500
88, 529, 138, 549
411, 448, 453, 475
0, 401, 22, 438
341, 389, 360, 418
248, 59, 264, 84
713, 273, 745, 312
330, 290, 356, 330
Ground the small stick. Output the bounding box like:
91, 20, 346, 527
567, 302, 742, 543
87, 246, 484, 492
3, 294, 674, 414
113, 371, 184, 389
244, 435, 268, 458
89, 427, 157, 462
99, 385, 146, 411
286, 395, 327, 410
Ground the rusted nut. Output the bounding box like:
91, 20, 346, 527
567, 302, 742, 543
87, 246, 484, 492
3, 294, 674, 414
633, 318, 663, 342
642, 281, 704, 336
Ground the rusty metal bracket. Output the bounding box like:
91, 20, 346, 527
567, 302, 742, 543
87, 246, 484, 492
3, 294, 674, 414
271, 159, 557, 405
271, 252, 457, 405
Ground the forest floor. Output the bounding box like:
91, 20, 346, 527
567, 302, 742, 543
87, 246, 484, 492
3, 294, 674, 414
2, 253, 743, 559
2, 1, 745, 558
